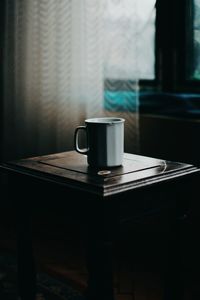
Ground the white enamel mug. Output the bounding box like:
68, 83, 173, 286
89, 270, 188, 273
74, 117, 125, 168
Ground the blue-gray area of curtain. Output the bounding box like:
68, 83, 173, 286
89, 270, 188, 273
104, 91, 200, 119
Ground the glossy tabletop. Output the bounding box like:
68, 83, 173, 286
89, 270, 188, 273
1, 150, 198, 197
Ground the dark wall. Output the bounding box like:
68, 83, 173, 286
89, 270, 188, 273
139, 114, 200, 166
0, 1, 6, 162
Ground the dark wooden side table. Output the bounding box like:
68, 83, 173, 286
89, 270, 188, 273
0, 151, 199, 300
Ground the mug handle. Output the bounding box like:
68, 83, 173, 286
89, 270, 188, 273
74, 126, 89, 154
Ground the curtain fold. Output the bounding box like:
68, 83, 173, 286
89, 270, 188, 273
2, 0, 148, 161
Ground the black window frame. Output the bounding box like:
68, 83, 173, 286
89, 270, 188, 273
155, 0, 200, 93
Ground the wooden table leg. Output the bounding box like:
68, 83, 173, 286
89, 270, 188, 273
15, 186, 37, 300
85, 237, 115, 300
161, 210, 184, 300
83, 200, 116, 300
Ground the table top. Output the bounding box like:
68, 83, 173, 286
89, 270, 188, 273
0, 151, 199, 197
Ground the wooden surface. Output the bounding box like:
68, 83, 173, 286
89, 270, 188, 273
0, 151, 199, 196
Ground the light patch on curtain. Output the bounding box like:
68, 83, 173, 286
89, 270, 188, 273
103, 0, 156, 80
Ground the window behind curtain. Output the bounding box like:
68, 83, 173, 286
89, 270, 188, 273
103, 0, 156, 119
103, 0, 156, 81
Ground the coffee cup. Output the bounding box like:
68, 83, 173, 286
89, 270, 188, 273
74, 117, 125, 168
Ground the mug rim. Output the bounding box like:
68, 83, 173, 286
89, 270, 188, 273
85, 117, 125, 124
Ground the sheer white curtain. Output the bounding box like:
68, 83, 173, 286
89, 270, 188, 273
2, 0, 152, 161
3, 0, 104, 160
